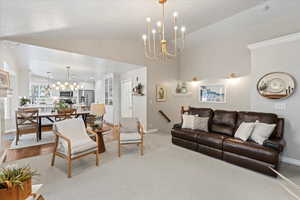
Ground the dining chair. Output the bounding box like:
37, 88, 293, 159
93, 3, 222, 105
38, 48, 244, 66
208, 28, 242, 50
51, 118, 99, 178
116, 118, 144, 157
15, 109, 39, 145
55, 108, 77, 121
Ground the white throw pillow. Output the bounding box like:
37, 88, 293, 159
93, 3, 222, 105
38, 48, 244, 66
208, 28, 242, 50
234, 122, 255, 141
182, 114, 209, 131
250, 122, 276, 145
193, 117, 209, 131
182, 114, 195, 129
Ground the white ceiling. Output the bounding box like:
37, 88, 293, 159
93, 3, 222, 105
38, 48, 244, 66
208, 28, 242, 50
1, 41, 142, 81
0, 0, 265, 40
0, 0, 267, 79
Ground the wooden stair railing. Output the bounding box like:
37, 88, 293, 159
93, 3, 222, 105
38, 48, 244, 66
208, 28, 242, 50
158, 110, 171, 123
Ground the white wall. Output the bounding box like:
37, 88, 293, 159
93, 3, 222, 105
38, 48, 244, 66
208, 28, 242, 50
249, 35, 300, 160
121, 67, 147, 130
179, 0, 300, 112
95, 79, 104, 104
0, 41, 23, 144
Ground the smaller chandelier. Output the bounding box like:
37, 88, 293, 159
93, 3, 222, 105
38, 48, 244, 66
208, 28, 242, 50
142, 0, 186, 60
52, 66, 83, 91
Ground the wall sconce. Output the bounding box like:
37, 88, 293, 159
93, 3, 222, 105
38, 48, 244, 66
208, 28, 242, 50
192, 77, 199, 82
228, 73, 238, 79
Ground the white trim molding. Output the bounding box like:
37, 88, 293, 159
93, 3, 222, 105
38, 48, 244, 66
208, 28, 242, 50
145, 129, 158, 134
281, 156, 300, 167
248, 32, 300, 50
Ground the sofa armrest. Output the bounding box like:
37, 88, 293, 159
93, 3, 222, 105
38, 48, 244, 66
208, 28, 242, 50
173, 123, 182, 129
263, 138, 286, 153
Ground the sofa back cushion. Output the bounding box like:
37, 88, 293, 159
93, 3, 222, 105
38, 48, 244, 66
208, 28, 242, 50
211, 110, 237, 136
188, 107, 213, 118
187, 107, 213, 130
236, 112, 279, 139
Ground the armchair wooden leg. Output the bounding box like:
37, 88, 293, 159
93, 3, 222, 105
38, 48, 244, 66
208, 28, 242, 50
51, 153, 56, 166
118, 143, 121, 157
51, 136, 59, 166
16, 132, 19, 145
140, 142, 144, 156
95, 151, 99, 166
67, 159, 72, 178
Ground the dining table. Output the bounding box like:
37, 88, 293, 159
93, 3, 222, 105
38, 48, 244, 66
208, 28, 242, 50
37, 110, 90, 140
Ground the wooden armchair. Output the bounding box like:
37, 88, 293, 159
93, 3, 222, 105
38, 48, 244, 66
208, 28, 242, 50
51, 118, 99, 178
116, 118, 144, 157
15, 109, 39, 145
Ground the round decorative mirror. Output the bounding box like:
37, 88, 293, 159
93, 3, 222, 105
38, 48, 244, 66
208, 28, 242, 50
257, 72, 296, 99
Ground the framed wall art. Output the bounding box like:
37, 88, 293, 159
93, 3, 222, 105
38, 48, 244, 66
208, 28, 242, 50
199, 84, 226, 103
0, 69, 10, 89
156, 85, 167, 102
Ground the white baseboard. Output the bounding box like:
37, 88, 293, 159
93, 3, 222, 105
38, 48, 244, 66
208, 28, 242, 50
281, 156, 300, 166
145, 129, 158, 134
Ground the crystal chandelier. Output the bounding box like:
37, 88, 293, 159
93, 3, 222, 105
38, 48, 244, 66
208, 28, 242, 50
52, 66, 83, 91
142, 0, 186, 60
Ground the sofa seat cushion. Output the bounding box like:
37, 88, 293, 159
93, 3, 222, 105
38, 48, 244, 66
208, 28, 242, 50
197, 131, 227, 150
223, 138, 278, 164
171, 129, 200, 142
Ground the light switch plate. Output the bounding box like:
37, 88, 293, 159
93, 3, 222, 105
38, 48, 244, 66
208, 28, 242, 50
274, 103, 286, 111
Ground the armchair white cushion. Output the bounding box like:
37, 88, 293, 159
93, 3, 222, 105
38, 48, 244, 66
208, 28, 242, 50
54, 118, 97, 156
51, 118, 99, 178
120, 132, 142, 144
118, 118, 144, 156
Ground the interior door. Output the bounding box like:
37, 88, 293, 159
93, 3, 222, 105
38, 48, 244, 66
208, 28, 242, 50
121, 80, 133, 118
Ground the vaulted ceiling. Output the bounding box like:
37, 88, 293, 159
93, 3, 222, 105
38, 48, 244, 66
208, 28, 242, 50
0, 0, 267, 78
1, 0, 265, 41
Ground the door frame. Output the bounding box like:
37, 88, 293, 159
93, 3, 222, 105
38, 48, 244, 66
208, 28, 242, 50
121, 79, 133, 118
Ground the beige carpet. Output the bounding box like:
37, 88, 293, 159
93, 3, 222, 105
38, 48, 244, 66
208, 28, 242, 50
3, 133, 300, 200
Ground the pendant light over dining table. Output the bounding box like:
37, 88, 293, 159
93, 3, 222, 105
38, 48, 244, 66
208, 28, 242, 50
52, 66, 83, 91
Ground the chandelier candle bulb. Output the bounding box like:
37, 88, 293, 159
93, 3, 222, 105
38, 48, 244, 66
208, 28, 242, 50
152, 29, 156, 56
142, 34, 147, 45
157, 21, 162, 42
147, 19, 152, 53
173, 11, 178, 26
174, 26, 178, 56
181, 26, 186, 48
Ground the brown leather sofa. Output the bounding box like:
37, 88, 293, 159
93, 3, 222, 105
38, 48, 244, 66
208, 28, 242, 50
171, 107, 286, 177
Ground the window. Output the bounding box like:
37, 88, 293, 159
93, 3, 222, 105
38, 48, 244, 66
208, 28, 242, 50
30, 84, 51, 104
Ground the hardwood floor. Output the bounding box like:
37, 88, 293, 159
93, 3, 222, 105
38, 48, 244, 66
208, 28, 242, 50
3, 124, 117, 163
5, 143, 55, 162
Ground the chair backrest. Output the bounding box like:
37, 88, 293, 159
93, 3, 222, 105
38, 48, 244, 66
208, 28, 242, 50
56, 109, 77, 121
120, 118, 139, 133
16, 109, 39, 127
54, 118, 90, 142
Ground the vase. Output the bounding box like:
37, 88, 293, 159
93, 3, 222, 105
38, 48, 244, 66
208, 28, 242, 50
0, 178, 32, 200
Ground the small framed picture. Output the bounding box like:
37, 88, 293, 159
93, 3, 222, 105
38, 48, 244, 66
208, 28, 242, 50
0, 69, 10, 89
199, 84, 226, 103
156, 85, 167, 102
